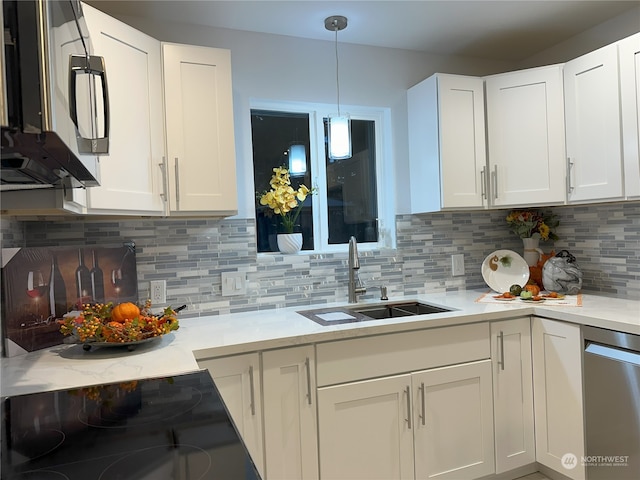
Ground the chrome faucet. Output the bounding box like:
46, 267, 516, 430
348, 236, 367, 303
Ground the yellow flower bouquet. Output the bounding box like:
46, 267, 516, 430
258, 167, 316, 234
506, 210, 559, 241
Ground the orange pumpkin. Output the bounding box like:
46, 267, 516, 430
111, 302, 140, 323
525, 284, 541, 296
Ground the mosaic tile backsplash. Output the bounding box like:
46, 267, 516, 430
1, 201, 638, 316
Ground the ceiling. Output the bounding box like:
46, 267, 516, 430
86, 0, 640, 61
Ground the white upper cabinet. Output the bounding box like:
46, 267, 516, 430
408, 74, 488, 212
83, 4, 166, 215
564, 43, 624, 203
162, 44, 238, 215
485, 65, 566, 207
620, 33, 640, 200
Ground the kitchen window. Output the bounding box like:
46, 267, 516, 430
250, 102, 392, 253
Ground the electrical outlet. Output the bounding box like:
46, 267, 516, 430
451, 254, 465, 276
150, 280, 166, 304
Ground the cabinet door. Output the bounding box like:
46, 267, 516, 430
198, 354, 264, 478
565, 43, 623, 202
317, 374, 414, 480
262, 346, 318, 480
163, 43, 238, 215
485, 65, 566, 206
83, 4, 166, 215
413, 360, 495, 480
532, 318, 585, 480
491, 318, 535, 473
620, 33, 640, 199
408, 74, 487, 212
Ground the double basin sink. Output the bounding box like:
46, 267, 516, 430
298, 301, 452, 326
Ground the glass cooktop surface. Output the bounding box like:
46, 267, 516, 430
1, 371, 260, 480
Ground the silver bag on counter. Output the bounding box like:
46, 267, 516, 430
542, 250, 583, 294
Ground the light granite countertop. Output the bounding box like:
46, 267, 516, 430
1, 290, 638, 397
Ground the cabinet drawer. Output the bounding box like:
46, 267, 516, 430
316, 322, 490, 386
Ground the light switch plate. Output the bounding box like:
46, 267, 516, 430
222, 272, 247, 296
451, 254, 465, 276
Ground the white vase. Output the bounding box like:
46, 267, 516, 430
277, 233, 303, 254
522, 237, 543, 266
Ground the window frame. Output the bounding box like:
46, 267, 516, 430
249, 99, 396, 253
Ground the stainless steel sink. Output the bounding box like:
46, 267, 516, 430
298, 301, 452, 326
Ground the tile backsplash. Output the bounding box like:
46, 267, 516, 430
1, 201, 638, 316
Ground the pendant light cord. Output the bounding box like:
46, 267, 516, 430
334, 25, 341, 116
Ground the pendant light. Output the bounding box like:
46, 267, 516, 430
288, 143, 307, 176
325, 15, 352, 161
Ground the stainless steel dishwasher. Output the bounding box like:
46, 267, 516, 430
583, 326, 640, 480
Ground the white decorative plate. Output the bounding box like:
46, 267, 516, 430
481, 250, 530, 294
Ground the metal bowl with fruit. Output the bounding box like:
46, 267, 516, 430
58, 300, 183, 351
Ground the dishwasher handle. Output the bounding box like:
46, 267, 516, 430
585, 342, 640, 367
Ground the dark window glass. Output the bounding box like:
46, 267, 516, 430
251, 110, 314, 252
324, 118, 378, 244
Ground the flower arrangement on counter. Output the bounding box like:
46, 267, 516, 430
506, 209, 559, 241
257, 166, 316, 234
58, 300, 179, 344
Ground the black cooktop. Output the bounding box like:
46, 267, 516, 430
1, 371, 260, 480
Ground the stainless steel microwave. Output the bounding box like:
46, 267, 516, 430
0, 0, 109, 191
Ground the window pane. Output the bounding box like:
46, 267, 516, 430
251, 110, 314, 252
324, 118, 379, 244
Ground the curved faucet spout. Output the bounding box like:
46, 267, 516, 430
348, 236, 366, 303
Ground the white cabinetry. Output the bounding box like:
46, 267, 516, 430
317, 361, 494, 480
162, 43, 238, 215
316, 323, 494, 480
620, 33, 640, 199
485, 65, 566, 206
408, 74, 487, 212
83, 4, 166, 215
412, 360, 494, 479
491, 318, 535, 473
262, 346, 318, 480
532, 317, 585, 480
564, 43, 623, 203
197, 354, 264, 478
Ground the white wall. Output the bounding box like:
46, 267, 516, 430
518, 6, 640, 68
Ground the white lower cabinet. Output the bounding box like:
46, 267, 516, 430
262, 346, 318, 480
532, 317, 585, 480
491, 318, 535, 473
412, 360, 495, 480
197, 354, 265, 478
317, 359, 494, 480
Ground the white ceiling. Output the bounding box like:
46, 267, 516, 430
86, 0, 640, 61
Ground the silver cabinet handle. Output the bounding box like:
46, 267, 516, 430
69, 55, 110, 154
419, 382, 426, 426
159, 157, 168, 203
480, 166, 487, 200
566, 157, 575, 194
249, 365, 256, 416
405, 386, 412, 429
174, 157, 180, 210
492, 165, 498, 199
305, 357, 312, 405
498, 331, 505, 371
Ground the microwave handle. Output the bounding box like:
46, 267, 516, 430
69, 55, 110, 154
